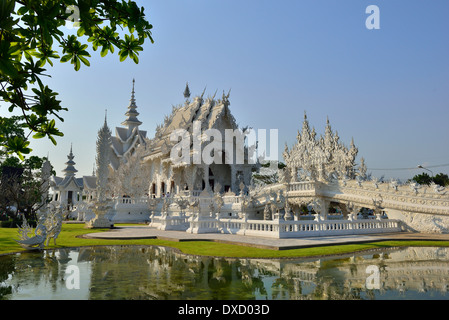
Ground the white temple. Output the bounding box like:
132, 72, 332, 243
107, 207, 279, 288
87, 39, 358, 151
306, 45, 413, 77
141, 86, 254, 198
50, 145, 83, 209
51, 80, 449, 236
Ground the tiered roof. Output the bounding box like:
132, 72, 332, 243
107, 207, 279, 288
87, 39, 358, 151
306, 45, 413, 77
143, 89, 237, 161
51, 145, 83, 189
110, 79, 147, 170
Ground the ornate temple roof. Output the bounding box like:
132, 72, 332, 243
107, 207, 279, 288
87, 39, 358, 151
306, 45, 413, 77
143, 89, 237, 161
283, 112, 358, 181
51, 145, 84, 190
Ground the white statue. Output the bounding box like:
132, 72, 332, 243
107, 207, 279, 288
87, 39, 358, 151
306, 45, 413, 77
409, 181, 421, 194
390, 179, 399, 191
175, 197, 190, 216
45, 204, 64, 246
430, 182, 446, 195
16, 215, 47, 250
263, 203, 272, 220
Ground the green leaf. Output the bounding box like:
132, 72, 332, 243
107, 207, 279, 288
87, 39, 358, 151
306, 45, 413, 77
119, 50, 128, 62
0, 58, 19, 78
100, 45, 109, 57
78, 55, 90, 66
60, 54, 72, 63
49, 135, 57, 145
131, 52, 139, 64
32, 132, 46, 139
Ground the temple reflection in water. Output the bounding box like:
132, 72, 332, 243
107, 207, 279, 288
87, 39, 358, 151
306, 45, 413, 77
1, 246, 449, 300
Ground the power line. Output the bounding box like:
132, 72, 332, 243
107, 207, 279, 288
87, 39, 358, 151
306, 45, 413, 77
367, 163, 449, 171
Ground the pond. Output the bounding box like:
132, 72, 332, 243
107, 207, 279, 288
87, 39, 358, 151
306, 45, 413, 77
1, 245, 449, 300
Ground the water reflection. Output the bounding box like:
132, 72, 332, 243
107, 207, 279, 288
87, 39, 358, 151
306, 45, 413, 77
1, 246, 449, 300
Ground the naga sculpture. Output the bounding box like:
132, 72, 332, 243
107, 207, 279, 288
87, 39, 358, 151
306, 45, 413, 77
16, 216, 47, 250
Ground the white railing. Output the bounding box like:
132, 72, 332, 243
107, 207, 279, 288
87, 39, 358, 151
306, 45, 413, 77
222, 196, 241, 204
179, 216, 402, 238
288, 182, 316, 192
116, 197, 149, 205
275, 219, 402, 238
158, 215, 189, 231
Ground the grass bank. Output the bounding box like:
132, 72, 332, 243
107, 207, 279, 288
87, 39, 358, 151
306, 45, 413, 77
2, 223, 449, 258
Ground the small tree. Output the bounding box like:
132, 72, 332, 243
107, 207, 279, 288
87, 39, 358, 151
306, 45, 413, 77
433, 173, 449, 187
0, 155, 53, 224
411, 172, 433, 186
411, 172, 449, 187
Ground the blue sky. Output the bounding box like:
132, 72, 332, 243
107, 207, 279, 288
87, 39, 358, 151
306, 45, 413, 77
2, 0, 448, 181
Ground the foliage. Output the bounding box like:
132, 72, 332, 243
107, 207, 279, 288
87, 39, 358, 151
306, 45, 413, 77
0, 0, 153, 159
411, 172, 449, 187
433, 173, 449, 187
0, 154, 54, 223
0, 115, 30, 160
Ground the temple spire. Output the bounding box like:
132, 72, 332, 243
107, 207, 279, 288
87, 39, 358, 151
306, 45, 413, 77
62, 144, 78, 177
121, 78, 142, 129
131, 78, 136, 103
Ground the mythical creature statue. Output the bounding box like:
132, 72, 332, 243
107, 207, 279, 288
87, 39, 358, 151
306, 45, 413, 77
189, 198, 200, 218
16, 202, 66, 250
263, 203, 272, 220
16, 215, 47, 250
175, 197, 190, 216
45, 204, 64, 246
372, 195, 384, 219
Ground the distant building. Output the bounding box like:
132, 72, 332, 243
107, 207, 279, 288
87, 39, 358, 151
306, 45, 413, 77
50, 145, 83, 208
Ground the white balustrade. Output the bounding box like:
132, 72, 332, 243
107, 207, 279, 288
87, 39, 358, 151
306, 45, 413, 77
116, 197, 149, 206
182, 216, 402, 238
288, 182, 316, 192
222, 196, 241, 204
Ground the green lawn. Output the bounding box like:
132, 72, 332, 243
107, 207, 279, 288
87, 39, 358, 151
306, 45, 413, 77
2, 223, 449, 258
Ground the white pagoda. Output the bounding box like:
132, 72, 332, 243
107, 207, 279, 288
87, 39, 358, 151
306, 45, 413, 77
110, 79, 147, 170
50, 145, 84, 209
